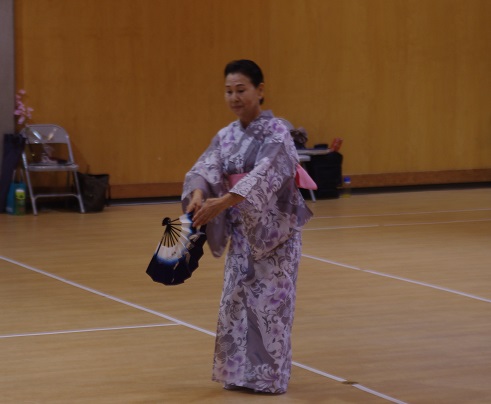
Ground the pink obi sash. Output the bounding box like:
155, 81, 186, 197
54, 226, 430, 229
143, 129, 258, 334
228, 163, 317, 190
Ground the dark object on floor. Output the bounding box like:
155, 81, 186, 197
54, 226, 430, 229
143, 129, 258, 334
0, 134, 26, 212
303, 152, 343, 199
77, 172, 110, 212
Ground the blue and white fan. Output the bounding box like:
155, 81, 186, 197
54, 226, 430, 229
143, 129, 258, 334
146, 212, 207, 285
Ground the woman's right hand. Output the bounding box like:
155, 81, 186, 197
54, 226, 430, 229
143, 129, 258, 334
186, 189, 204, 215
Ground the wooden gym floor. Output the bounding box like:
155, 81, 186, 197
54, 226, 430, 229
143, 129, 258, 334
1, 187, 490, 403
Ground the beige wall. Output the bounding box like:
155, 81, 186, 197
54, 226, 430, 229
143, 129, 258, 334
15, 0, 491, 197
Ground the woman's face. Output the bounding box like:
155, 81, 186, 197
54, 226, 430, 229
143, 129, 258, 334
225, 73, 264, 127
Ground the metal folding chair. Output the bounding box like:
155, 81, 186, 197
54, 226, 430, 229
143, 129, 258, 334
298, 154, 316, 202
20, 124, 85, 215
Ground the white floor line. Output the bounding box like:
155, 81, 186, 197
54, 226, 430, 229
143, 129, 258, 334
382, 218, 491, 227
305, 212, 491, 231
304, 224, 379, 231
0, 255, 215, 337
292, 361, 346, 382
313, 207, 491, 220
0, 323, 176, 339
291, 362, 407, 403
353, 384, 408, 404
302, 254, 491, 304
1, 255, 406, 404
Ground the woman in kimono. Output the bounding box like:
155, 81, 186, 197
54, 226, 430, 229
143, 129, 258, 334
182, 60, 313, 394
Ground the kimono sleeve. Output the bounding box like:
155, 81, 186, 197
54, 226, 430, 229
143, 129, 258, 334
182, 133, 226, 204
231, 121, 301, 260
181, 132, 230, 258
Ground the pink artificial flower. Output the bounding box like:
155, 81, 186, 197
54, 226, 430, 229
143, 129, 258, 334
14, 89, 34, 126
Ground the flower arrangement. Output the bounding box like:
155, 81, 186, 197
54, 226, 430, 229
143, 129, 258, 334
13, 89, 56, 163
14, 89, 34, 127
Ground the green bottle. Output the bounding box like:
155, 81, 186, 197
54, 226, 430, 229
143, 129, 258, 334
15, 188, 26, 215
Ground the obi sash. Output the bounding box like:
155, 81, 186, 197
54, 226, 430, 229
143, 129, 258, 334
228, 163, 317, 190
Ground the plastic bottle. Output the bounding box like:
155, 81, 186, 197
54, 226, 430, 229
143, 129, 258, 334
341, 176, 351, 198
15, 188, 26, 215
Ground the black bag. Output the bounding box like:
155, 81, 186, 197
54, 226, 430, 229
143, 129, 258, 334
77, 172, 110, 212
0, 134, 26, 213
304, 152, 343, 199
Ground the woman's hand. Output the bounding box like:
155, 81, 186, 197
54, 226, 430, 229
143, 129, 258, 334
192, 193, 244, 227
186, 189, 204, 215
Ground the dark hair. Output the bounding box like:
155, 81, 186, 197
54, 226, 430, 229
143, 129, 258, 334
224, 59, 265, 104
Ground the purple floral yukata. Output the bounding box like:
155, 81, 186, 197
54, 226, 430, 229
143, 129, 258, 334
182, 111, 313, 393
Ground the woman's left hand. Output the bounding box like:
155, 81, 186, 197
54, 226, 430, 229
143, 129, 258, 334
192, 193, 244, 227
192, 197, 225, 227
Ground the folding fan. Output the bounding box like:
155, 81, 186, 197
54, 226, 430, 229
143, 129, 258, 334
146, 213, 207, 286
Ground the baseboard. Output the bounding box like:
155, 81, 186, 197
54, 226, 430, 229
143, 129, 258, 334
110, 182, 183, 199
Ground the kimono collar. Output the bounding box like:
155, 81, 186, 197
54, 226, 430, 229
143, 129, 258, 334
237, 110, 274, 132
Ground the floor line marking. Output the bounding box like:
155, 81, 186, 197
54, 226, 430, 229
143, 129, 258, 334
0, 323, 177, 339
292, 361, 346, 382
304, 224, 379, 231
292, 362, 406, 404
382, 218, 491, 227
1, 255, 406, 404
353, 384, 408, 404
301, 254, 491, 304
305, 218, 491, 231
313, 207, 491, 220
0, 255, 215, 337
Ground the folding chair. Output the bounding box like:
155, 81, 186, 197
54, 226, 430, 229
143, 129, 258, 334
20, 124, 85, 215
298, 154, 316, 202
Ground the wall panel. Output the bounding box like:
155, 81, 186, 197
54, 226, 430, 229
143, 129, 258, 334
14, 0, 491, 197
269, 0, 491, 175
